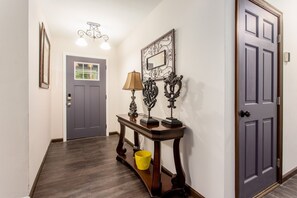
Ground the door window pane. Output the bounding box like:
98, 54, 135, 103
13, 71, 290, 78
74, 62, 100, 81
75, 63, 84, 79
92, 65, 99, 80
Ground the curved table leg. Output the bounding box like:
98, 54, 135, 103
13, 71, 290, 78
152, 141, 162, 196
133, 131, 140, 156
116, 123, 127, 158
172, 138, 186, 189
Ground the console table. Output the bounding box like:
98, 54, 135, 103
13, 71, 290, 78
116, 114, 186, 197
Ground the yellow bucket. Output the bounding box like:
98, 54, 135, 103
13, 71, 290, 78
135, 150, 152, 170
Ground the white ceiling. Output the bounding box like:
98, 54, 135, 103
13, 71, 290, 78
41, 0, 163, 46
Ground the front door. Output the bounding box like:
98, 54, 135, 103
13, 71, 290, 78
66, 55, 106, 140
237, 0, 280, 197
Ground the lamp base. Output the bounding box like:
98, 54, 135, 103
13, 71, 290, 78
161, 117, 183, 128
140, 117, 159, 127
128, 89, 138, 117
128, 112, 138, 117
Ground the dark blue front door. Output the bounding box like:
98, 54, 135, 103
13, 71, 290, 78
66, 56, 106, 140
238, 0, 279, 197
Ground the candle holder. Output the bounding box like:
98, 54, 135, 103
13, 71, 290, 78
161, 72, 183, 128
140, 78, 159, 126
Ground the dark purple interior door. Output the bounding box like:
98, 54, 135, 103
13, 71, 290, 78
66, 56, 106, 140
238, 0, 278, 197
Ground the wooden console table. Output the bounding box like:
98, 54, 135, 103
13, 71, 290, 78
116, 114, 186, 197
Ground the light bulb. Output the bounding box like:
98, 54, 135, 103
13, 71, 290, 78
100, 41, 111, 50
76, 37, 87, 47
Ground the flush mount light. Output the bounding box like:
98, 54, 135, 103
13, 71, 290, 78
76, 22, 111, 50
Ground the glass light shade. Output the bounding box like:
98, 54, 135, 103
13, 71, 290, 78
76, 37, 87, 47
100, 41, 111, 50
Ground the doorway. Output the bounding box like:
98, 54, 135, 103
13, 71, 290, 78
66, 55, 106, 140
236, 0, 283, 197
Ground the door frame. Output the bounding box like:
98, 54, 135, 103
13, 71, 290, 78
63, 53, 109, 142
235, 0, 283, 197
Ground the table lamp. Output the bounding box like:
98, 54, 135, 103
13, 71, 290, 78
123, 71, 143, 117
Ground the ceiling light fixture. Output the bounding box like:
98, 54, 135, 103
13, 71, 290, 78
75, 37, 88, 47
76, 22, 111, 50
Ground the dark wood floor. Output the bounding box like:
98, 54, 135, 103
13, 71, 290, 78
33, 135, 297, 198
33, 135, 150, 198
264, 175, 297, 198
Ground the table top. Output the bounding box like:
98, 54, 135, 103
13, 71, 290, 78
117, 114, 185, 140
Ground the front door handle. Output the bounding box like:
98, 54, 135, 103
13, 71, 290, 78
239, 110, 250, 117
67, 93, 72, 101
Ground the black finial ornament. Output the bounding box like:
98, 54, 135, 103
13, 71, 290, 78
140, 78, 159, 126
161, 72, 183, 128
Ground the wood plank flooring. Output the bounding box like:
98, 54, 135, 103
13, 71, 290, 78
33, 135, 297, 198
33, 135, 150, 198
264, 175, 297, 198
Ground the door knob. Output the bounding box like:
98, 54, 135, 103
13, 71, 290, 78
239, 110, 250, 117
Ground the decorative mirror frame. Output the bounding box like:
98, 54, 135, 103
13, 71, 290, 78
141, 29, 175, 81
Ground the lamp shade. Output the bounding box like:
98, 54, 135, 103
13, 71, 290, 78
123, 71, 143, 90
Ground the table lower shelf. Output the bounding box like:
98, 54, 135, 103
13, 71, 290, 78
116, 154, 174, 197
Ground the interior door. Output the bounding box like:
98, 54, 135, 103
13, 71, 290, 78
66, 55, 106, 140
237, 0, 279, 197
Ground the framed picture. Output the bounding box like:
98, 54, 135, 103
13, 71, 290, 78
39, 23, 51, 89
141, 29, 175, 81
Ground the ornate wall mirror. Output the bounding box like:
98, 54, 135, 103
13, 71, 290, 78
141, 29, 175, 81
147, 50, 166, 70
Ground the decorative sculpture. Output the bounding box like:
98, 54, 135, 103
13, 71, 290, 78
140, 78, 159, 126
162, 72, 183, 128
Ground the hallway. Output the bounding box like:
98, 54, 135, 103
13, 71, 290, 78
32, 135, 297, 198
32, 135, 150, 198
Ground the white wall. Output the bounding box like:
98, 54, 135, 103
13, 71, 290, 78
117, 0, 226, 197
50, 35, 119, 140
0, 0, 29, 197
28, 0, 52, 191
224, 0, 235, 197
265, 0, 297, 175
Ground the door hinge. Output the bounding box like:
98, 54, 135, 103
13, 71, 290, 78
106, 124, 107, 129
277, 97, 281, 105
277, 158, 281, 168
277, 34, 281, 43
105, 94, 107, 100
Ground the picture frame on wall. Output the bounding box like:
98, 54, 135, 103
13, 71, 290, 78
141, 29, 175, 81
39, 23, 51, 89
